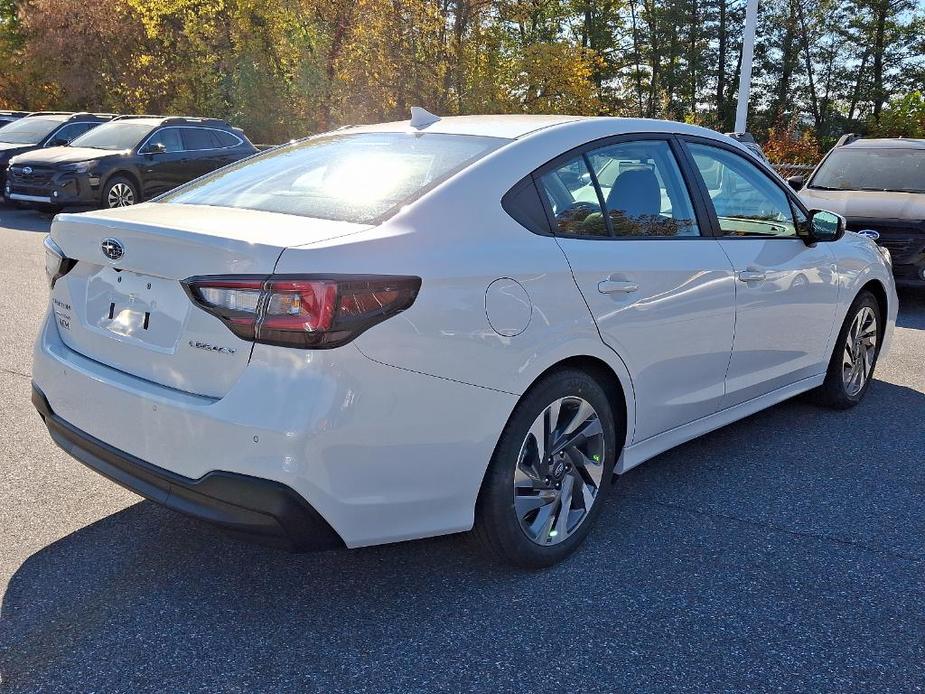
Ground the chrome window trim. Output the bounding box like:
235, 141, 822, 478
136, 126, 245, 155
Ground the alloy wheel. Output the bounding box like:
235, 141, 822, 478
107, 182, 135, 208
513, 396, 606, 546
842, 306, 878, 397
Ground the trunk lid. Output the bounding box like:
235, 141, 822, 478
49, 203, 369, 397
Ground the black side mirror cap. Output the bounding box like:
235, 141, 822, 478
787, 175, 805, 191
805, 209, 846, 244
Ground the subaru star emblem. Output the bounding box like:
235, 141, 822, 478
101, 238, 125, 261
22, 166, 32, 175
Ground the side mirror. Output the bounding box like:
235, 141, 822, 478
807, 209, 845, 244
786, 175, 805, 191
142, 142, 167, 155
46, 137, 69, 147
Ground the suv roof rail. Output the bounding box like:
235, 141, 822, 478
836, 133, 859, 147
113, 114, 232, 128
162, 116, 232, 127
0, 110, 29, 116
24, 111, 75, 117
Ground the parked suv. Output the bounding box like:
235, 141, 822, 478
0, 112, 115, 204
794, 134, 925, 286
5, 115, 258, 209
0, 110, 29, 128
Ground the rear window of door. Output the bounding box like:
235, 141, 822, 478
538, 139, 700, 238
181, 128, 220, 151
686, 143, 798, 238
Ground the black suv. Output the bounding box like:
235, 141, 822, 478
794, 135, 925, 287
0, 110, 29, 128
5, 115, 258, 209
0, 112, 115, 203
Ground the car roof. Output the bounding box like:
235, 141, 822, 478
345, 114, 587, 139
338, 114, 732, 143
841, 138, 925, 150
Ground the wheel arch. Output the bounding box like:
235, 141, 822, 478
528, 355, 629, 447
859, 278, 888, 335
101, 170, 142, 202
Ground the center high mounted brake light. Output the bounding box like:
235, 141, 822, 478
182, 275, 422, 349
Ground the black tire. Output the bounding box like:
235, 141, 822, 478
474, 368, 620, 568
813, 290, 882, 409
102, 176, 139, 209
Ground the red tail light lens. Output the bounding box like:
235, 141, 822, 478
182, 275, 421, 348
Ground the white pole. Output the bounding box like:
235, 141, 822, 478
734, 0, 760, 133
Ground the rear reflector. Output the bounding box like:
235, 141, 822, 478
182, 274, 421, 349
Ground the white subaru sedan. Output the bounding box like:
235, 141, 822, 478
33, 113, 897, 567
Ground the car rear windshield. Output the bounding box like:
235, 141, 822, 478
70, 121, 157, 151
810, 147, 925, 193
0, 117, 63, 145
158, 132, 508, 223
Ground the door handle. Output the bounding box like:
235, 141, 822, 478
737, 267, 767, 283
598, 279, 639, 294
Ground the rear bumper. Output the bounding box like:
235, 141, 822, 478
32, 314, 515, 548
32, 384, 344, 550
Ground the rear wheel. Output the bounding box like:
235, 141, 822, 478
813, 290, 881, 409
103, 176, 138, 209
474, 369, 619, 568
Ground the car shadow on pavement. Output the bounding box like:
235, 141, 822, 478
897, 288, 925, 329
2, 378, 924, 692
0, 205, 90, 234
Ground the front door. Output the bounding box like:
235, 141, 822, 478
140, 127, 187, 198
683, 140, 840, 406
538, 137, 737, 443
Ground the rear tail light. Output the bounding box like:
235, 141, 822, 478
182, 274, 421, 349
43, 235, 76, 289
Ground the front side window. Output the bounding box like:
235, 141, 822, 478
809, 147, 925, 194
159, 132, 506, 223
0, 117, 63, 145
46, 122, 96, 146
146, 127, 183, 153
688, 143, 797, 238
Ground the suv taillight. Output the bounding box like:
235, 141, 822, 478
182, 275, 421, 349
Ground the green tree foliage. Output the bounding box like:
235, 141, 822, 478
0, 0, 922, 150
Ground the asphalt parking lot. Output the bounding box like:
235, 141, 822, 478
0, 204, 923, 693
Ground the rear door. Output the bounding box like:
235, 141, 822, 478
179, 128, 224, 181
537, 136, 737, 443
681, 138, 839, 406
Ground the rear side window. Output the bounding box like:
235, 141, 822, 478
213, 130, 242, 148
160, 132, 506, 223
539, 156, 609, 237
181, 128, 220, 151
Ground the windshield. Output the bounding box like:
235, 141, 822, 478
0, 117, 62, 145
810, 147, 925, 193
70, 121, 155, 151
159, 132, 507, 223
